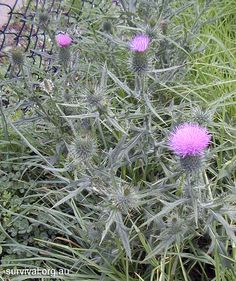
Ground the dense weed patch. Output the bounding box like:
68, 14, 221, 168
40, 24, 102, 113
0, 0, 235, 280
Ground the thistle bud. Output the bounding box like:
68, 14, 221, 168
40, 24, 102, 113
148, 16, 157, 28
102, 21, 112, 33
159, 19, 168, 35
191, 106, 214, 126
131, 52, 149, 74
85, 86, 106, 110
56, 33, 72, 67
10, 48, 24, 66
67, 134, 97, 163
110, 184, 139, 214
39, 12, 50, 29
145, 25, 156, 39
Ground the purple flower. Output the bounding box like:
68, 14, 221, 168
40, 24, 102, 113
130, 35, 150, 52
56, 33, 72, 48
169, 123, 211, 157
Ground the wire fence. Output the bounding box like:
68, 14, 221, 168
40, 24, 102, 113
0, 0, 101, 73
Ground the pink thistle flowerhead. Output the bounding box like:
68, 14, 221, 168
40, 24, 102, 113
169, 123, 211, 157
56, 33, 72, 48
130, 34, 150, 52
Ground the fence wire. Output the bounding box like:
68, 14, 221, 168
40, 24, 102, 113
0, 0, 102, 72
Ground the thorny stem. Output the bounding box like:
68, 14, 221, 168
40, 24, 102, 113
135, 73, 156, 155
184, 173, 191, 198
135, 73, 142, 96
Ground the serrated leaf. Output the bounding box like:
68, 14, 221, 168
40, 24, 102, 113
115, 211, 131, 259
107, 70, 133, 97
212, 212, 236, 244
144, 236, 176, 261
106, 115, 127, 135
100, 210, 116, 244
51, 186, 84, 209
140, 198, 188, 228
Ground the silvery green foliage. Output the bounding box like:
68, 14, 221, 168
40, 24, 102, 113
10, 48, 25, 66
66, 134, 97, 163
0, 0, 235, 279
191, 105, 215, 126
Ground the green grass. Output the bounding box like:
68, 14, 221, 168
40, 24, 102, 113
190, 3, 236, 117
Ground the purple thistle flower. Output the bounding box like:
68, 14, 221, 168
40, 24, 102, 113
169, 123, 211, 157
130, 35, 150, 52
56, 33, 72, 48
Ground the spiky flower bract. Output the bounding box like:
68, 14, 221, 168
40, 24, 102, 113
179, 155, 204, 173
39, 12, 50, 29
130, 35, 150, 53
130, 52, 149, 74
58, 47, 71, 66
67, 134, 97, 163
84, 85, 106, 110
102, 21, 112, 33
10, 48, 24, 66
56, 33, 72, 48
109, 184, 139, 214
191, 106, 214, 126
159, 19, 168, 35
169, 123, 211, 157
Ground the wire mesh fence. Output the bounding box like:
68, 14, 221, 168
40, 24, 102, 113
0, 0, 102, 73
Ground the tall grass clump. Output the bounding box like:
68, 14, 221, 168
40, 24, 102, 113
0, 0, 235, 280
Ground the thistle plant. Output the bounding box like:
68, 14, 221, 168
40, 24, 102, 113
10, 48, 24, 66
83, 84, 107, 111
102, 21, 113, 33
169, 123, 211, 174
129, 34, 150, 74
128, 34, 151, 97
191, 106, 214, 126
108, 183, 140, 214
66, 133, 97, 166
38, 12, 50, 30
56, 33, 72, 68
